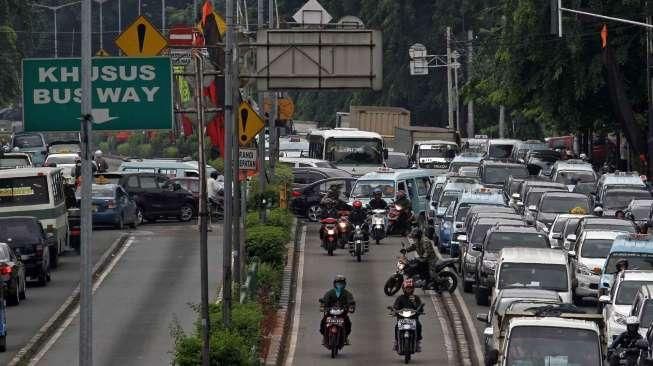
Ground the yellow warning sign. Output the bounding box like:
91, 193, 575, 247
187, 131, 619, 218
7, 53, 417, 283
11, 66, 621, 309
115, 15, 168, 56
96, 48, 110, 57
238, 101, 265, 146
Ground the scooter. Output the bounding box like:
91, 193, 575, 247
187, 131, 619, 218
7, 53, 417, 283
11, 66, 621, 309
336, 211, 351, 249
370, 209, 387, 245
349, 224, 369, 262
319, 301, 354, 359
389, 304, 424, 364
320, 217, 339, 256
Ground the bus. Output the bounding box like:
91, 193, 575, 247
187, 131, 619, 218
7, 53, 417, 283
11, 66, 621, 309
307, 128, 387, 175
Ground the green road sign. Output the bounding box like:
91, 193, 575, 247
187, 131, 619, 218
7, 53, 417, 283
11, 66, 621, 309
22, 57, 172, 131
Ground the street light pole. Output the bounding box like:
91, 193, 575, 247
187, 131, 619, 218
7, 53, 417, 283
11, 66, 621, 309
31, 1, 81, 58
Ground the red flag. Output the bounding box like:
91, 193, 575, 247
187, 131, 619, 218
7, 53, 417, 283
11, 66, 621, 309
206, 113, 225, 155
601, 24, 608, 49
181, 114, 193, 137
201, 1, 214, 26
203, 80, 219, 106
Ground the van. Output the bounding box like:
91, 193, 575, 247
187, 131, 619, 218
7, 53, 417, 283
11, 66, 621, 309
11, 132, 48, 167
0, 168, 69, 267
486, 139, 521, 160
349, 168, 433, 217
118, 159, 216, 178
599, 234, 653, 295
495, 247, 572, 304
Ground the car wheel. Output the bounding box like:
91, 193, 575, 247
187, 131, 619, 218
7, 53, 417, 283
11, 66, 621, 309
50, 246, 59, 269
19, 274, 26, 299
135, 207, 144, 225
307, 205, 322, 222
0, 334, 6, 352
178, 204, 194, 222
7, 280, 19, 306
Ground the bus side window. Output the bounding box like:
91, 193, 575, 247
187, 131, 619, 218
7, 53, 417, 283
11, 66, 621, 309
416, 177, 430, 196
405, 179, 417, 200
397, 181, 406, 193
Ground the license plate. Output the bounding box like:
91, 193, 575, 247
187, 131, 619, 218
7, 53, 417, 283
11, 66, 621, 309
326, 317, 344, 325
398, 318, 416, 328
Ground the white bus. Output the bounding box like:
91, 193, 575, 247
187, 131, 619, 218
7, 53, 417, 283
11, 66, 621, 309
307, 128, 387, 175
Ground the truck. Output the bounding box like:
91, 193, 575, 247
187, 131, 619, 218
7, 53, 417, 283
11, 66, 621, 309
338, 106, 411, 146
393, 126, 460, 173
483, 302, 606, 366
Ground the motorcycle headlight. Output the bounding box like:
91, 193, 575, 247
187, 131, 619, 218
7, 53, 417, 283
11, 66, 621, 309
395, 205, 403, 211
339, 222, 347, 229
397, 262, 405, 271
327, 229, 335, 235
483, 260, 496, 271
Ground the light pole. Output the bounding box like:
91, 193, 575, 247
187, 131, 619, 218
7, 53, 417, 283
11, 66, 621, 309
31, 1, 81, 58
93, 0, 109, 51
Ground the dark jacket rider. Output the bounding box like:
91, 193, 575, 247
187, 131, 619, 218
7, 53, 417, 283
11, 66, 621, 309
320, 275, 355, 344
320, 185, 348, 219
392, 279, 422, 352
367, 188, 388, 210
394, 190, 412, 214
348, 200, 369, 241
608, 316, 643, 366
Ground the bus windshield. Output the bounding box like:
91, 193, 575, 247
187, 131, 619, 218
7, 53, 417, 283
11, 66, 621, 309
325, 139, 383, 165
0, 176, 49, 207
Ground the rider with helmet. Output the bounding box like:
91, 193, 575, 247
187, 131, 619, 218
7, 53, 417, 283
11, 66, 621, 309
395, 190, 412, 213
320, 184, 348, 219
368, 188, 388, 210
320, 275, 356, 344
392, 279, 423, 352
594, 206, 604, 217
404, 222, 437, 289
94, 150, 109, 173
349, 200, 369, 241
607, 316, 644, 366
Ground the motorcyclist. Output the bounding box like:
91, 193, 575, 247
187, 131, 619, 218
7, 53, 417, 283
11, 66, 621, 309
607, 316, 644, 366
594, 206, 604, 217
320, 275, 355, 345
392, 279, 422, 352
367, 188, 388, 210
320, 185, 348, 219
615, 210, 626, 219
404, 223, 438, 290
348, 200, 369, 241
395, 190, 412, 213
94, 150, 109, 173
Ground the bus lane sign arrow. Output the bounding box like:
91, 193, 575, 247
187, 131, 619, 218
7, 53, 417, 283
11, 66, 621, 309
22, 57, 173, 131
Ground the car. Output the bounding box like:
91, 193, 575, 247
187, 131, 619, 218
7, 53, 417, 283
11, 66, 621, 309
448, 153, 484, 174
427, 179, 483, 240
511, 140, 548, 163
630, 284, 653, 340
11, 132, 48, 166
118, 158, 216, 178
0, 242, 26, 306
485, 139, 521, 160
600, 270, 653, 343
78, 183, 139, 229
529, 191, 592, 229
549, 214, 592, 249
116, 173, 196, 223
517, 180, 568, 207
477, 161, 529, 189
523, 149, 561, 176
0, 217, 51, 287
278, 157, 337, 169
599, 234, 653, 296
475, 226, 551, 305
291, 167, 352, 189
625, 199, 653, 229
290, 177, 357, 221
278, 136, 309, 158
569, 230, 625, 304
521, 186, 567, 219
494, 247, 572, 304
568, 217, 638, 248
0, 152, 32, 170
550, 160, 597, 189
47, 140, 81, 154
598, 188, 651, 216
170, 177, 200, 202
385, 151, 410, 169
44, 153, 80, 179
596, 172, 647, 202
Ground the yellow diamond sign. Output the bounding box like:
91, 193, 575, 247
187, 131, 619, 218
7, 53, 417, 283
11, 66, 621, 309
115, 15, 167, 56
238, 101, 265, 146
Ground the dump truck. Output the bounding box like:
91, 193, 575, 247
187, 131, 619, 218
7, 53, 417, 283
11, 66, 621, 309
338, 106, 411, 146
393, 126, 459, 173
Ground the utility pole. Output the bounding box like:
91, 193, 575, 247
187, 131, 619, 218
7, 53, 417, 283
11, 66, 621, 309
467, 30, 475, 138
268, 0, 278, 171
446, 26, 454, 130
232, 17, 242, 299
79, 0, 93, 364
452, 51, 460, 133
499, 105, 506, 138
257, 0, 267, 222
32, 1, 81, 58
193, 53, 211, 366
162, 0, 166, 33
93, 0, 108, 50
647, 5, 653, 179
223, 0, 235, 327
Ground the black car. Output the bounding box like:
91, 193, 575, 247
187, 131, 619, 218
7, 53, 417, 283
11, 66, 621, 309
0, 217, 51, 287
109, 172, 196, 223
292, 167, 352, 189
290, 177, 358, 221
0, 242, 27, 306
478, 161, 529, 189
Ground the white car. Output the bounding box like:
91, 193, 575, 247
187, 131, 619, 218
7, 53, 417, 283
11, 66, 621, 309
277, 157, 337, 169
569, 230, 625, 303
44, 153, 79, 178
600, 270, 653, 344
548, 214, 590, 249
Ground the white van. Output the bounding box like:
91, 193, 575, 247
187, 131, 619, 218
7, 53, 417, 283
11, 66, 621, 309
118, 159, 216, 178
495, 247, 572, 304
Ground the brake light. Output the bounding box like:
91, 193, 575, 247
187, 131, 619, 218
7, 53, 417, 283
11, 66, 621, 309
0, 265, 12, 275
106, 199, 117, 209
71, 228, 81, 236
35, 244, 44, 256
291, 190, 302, 198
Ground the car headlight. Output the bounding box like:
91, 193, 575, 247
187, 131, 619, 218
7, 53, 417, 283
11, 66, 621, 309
577, 264, 593, 276
466, 253, 477, 264
483, 260, 496, 271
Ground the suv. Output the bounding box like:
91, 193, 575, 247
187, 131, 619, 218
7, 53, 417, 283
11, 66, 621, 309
474, 226, 550, 305
600, 271, 653, 343
550, 160, 597, 188
478, 161, 529, 189
567, 217, 637, 247
291, 167, 351, 189
596, 172, 646, 202
117, 173, 196, 223
598, 188, 651, 216
0, 216, 51, 286
528, 191, 592, 229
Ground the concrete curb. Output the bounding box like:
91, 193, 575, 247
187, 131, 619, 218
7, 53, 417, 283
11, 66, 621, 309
262, 217, 300, 366
7, 233, 130, 366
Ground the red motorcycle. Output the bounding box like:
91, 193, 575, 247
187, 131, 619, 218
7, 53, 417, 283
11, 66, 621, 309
336, 210, 351, 249
387, 204, 412, 236
320, 217, 339, 256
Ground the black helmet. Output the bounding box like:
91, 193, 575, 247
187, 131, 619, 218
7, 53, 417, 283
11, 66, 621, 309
626, 316, 640, 333
373, 188, 382, 197
333, 275, 346, 288
210, 171, 219, 179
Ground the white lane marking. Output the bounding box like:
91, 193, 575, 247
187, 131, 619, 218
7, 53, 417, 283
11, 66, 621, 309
431, 294, 455, 364
433, 241, 484, 364
28, 237, 135, 366
283, 225, 306, 366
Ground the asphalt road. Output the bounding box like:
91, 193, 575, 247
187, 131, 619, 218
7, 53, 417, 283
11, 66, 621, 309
0, 229, 124, 365
290, 223, 450, 365
36, 222, 222, 366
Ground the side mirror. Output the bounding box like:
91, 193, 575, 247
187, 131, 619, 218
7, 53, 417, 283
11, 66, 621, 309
472, 244, 483, 252
476, 313, 489, 323
528, 205, 538, 212
567, 250, 576, 258
566, 234, 577, 243
511, 193, 520, 199
599, 295, 611, 304
458, 235, 468, 243
487, 349, 499, 365
552, 233, 561, 240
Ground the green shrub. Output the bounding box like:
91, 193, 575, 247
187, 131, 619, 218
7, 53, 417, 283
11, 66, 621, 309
246, 225, 288, 266
138, 143, 153, 158
116, 143, 130, 157
208, 158, 224, 174
257, 262, 282, 305
268, 208, 292, 228
245, 211, 259, 227
98, 141, 110, 154
163, 146, 179, 158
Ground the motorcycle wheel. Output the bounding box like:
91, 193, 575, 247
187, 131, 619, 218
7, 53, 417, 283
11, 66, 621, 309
328, 243, 334, 256
329, 332, 339, 358
384, 274, 403, 296
438, 271, 458, 293
376, 238, 381, 245
404, 353, 411, 364
356, 251, 361, 262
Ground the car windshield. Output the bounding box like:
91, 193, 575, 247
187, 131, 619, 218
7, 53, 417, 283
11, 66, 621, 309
486, 232, 548, 252
585, 222, 635, 233
450, 162, 479, 173
540, 196, 589, 213
13, 134, 43, 148
488, 144, 513, 159
526, 191, 545, 206
351, 180, 394, 199
386, 154, 409, 169
439, 191, 461, 208
530, 155, 559, 164
325, 138, 383, 165
552, 217, 570, 234
0, 176, 49, 207
580, 239, 614, 258
506, 326, 600, 366
279, 140, 308, 152
0, 157, 30, 169
419, 145, 457, 158
605, 253, 653, 275
0, 219, 41, 243
616, 281, 653, 305
555, 170, 596, 184
46, 155, 78, 165
48, 144, 80, 153
499, 263, 568, 291
472, 221, 523, 244
483, 166, 528, 185
640, 301, 653, 327
603, 191, 651, 209
631, 205, 651, 220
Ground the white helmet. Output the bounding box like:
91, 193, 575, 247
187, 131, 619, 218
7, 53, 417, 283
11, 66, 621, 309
94, 150, 103, 157
626, 316, 640, 326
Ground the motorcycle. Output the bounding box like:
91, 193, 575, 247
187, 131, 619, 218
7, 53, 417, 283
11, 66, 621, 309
610, 340, 650, 365
370, 209, 387, 244
384, 242, 458, 296
319, 217, 339, 256
389, 304, 424, 364
337, 211, 351, 249
387, 204, 411, 236
319, 302, 354, 358
349, 224, 369, 262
